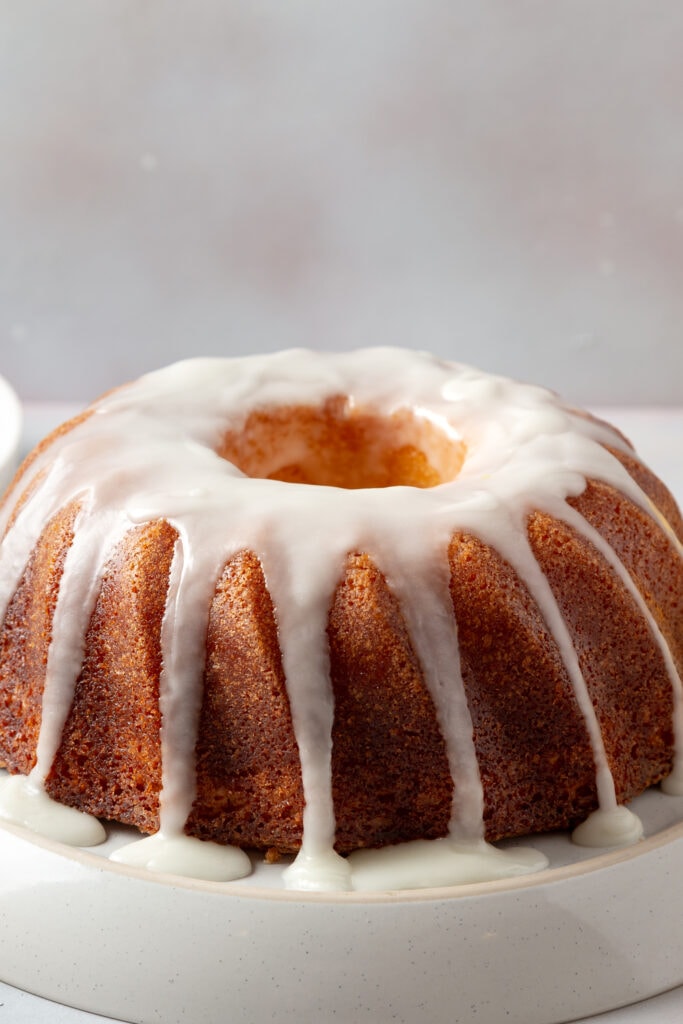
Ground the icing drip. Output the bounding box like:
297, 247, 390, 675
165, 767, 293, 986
265, 539, 354, 892
0, 773, 106, 846
571, 806, 643, 848
348, 837, 548, 891
156, 534, 220, 836
556, 501, 683, 813
661, 767, 683, 796
31, 509, 131, 791
0, 348, 680, 890
111, 831, 250, 882
378, 555, 484, 841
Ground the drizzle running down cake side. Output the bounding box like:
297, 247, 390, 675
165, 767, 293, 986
0, 349, 681, 891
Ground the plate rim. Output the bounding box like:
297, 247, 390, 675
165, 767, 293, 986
2, 801, 683, 904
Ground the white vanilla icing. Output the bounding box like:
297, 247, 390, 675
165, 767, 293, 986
110, 831, 251, 882
348, 837, 549, 891
571, 805, 644, 849
0, 773, 106, 846
0, 348, 681, 890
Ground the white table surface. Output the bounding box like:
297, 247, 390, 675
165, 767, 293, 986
1, 402, 682, 1024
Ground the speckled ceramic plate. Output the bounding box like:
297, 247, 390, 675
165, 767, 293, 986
1, 785, 683, 1024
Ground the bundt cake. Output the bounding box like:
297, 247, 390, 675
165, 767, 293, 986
0, 348, 681, 890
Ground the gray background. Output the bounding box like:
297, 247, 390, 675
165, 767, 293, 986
2, 0, 682, 406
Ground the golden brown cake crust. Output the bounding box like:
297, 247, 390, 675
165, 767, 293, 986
3, 464, 680, 853
329, 553, 452, 852
0, 501, 79, 776
187, 550, 305, 851
45, 519, 174, 831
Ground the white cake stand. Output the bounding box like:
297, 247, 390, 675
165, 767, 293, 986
1, 787, 683, 1024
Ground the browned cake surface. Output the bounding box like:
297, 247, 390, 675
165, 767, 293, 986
0, 426, 681, 854
45, 519, 173, 830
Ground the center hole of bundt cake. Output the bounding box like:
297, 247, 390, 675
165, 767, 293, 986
218, 397, 465, 489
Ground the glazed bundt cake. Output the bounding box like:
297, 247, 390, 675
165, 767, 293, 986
0, 349, 681, 890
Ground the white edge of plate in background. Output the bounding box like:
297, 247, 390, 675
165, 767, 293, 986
0, 375, 23, 492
